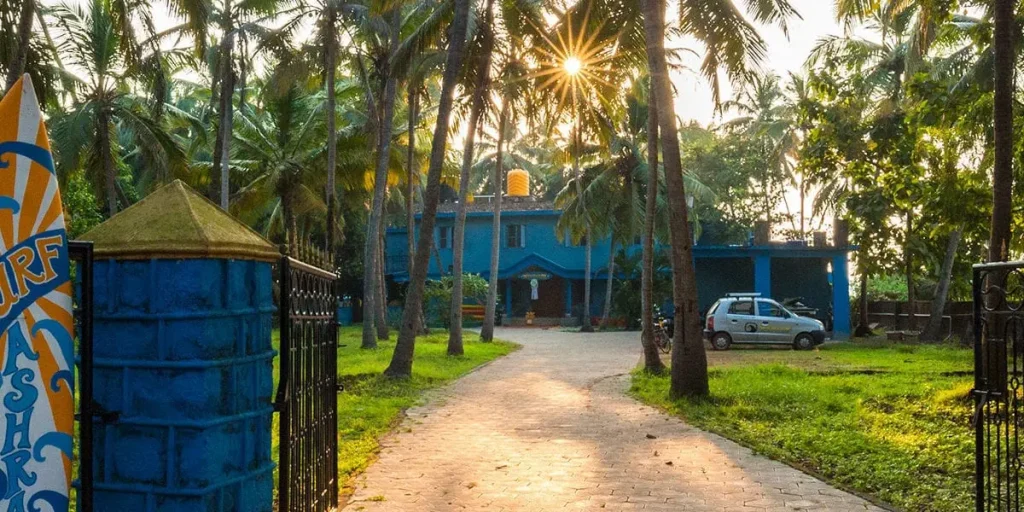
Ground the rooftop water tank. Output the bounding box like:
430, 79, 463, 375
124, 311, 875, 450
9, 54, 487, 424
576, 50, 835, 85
507, 169, 529, 197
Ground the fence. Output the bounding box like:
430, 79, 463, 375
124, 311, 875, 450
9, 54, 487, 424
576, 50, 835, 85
972, 261, 1023, 512
274, 254, 340, 512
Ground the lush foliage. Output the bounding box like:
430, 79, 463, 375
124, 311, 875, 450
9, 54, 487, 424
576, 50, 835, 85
423, 273, 490, 327
631, 342, 975, 512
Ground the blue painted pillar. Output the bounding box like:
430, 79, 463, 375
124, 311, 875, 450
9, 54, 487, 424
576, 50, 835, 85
753, 253, 772, 298
80, 180, 277, 512
831, 254, 851, 340
505, 279, 513, 318
565, 280, 573, 316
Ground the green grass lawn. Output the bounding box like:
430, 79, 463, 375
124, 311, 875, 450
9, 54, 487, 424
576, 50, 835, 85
272, 326, 518, 496
630, 341, 975, 512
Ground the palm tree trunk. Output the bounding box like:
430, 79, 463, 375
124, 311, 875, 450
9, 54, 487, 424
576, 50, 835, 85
362, 10, 401, 350
599, 240, 615, 329
407, 85, 428, 335
481, 100, 508, 342
449, 0, 496, 356
573, 99, 594, 333
386, 0, 472, 378
641, 89, 665, 373
97, 107, 118, 216
991, 0, 1014, 263
407, 85, 417, 276
922, 227, 962, 342
855, 266, 871, 337
217, 0, 234, 210
799, 178, 806, 239
282, 188, 296, 250
377, 221, 389, 340
5, 0, 34, 91
904, 210, 915, 331
642, 0, 708, 398
325, 6, 339, 258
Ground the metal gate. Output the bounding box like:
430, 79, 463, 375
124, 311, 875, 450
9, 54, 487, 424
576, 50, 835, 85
69, 240, 95, 511
973, 261, 1024, 512
275, 253, 340, 512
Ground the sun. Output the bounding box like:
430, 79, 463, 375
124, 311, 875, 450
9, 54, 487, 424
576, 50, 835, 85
564, 56, 583, 76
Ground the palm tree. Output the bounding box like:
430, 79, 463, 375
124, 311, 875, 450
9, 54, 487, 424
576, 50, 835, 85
210, 0, 286, 210
477, 0, 544, 341
641, 78, 664, 373
722, 74, 800, 233
385, 0, 471, 378
641, 0, 797, 398
353, 0, 453, 348
48, 0, 186, 216
4, 0, 35, 90
990, 0, 1014, 263
231, 73, 329, 246
448, 0, 497, 355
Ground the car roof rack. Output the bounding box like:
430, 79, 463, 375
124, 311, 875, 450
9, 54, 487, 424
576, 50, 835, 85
726, 292, 762, 298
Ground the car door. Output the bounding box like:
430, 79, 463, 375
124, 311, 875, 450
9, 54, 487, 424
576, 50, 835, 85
756, 300, 795, 343
725, 299, 760, 342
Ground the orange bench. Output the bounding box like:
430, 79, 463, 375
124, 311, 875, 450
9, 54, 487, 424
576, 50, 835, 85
462, 304, 486, 321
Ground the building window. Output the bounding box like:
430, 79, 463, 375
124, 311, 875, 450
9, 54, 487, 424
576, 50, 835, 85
506, 224, 525, 248
438, 226, 453, 249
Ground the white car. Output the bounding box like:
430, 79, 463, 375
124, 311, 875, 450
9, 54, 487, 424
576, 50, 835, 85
703, 293, 827, 351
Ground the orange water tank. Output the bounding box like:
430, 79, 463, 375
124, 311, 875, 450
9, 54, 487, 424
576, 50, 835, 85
507, 169, 529, 197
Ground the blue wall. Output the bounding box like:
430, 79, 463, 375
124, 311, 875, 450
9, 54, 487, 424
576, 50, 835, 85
387, 208, 853, 339
387, 210, 614, 280
92, 258, 276, 511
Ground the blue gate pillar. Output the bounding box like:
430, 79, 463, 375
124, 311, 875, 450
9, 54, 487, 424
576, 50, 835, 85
831, 254, 851, 340
753, 253, 772, 298
79, 181, 280, 512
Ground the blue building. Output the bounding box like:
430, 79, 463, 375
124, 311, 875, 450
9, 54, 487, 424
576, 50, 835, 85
385, 197, 853, 340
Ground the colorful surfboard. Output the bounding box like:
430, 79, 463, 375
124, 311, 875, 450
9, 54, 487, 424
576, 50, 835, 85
0, 75, 74, 511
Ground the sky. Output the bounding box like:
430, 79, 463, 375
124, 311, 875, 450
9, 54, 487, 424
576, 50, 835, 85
54, 0, 847, 126
672, 0, 844, 126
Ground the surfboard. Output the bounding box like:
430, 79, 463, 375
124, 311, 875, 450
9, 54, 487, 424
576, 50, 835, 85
0, 75, 74, 511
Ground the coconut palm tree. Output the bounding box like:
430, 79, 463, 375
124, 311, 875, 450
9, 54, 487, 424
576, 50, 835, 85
4, 0, 36, 90
210, 0, 290, 210
385, 0, 471, 377
48, 0, 187, 216
990, 0, 1014, 263
722, 74, 800, 233
641, 0, 798, 398
232, 75, 329, 246
448, 0, 497, 356
352, 0, 454, 348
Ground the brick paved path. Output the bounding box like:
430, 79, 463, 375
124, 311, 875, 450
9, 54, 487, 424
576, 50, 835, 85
345, 329, 885, 511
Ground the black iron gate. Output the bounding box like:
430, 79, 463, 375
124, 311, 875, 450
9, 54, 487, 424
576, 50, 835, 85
275, 254, 340, 512
69, 240, 95, 512
973, 261, 1024, 512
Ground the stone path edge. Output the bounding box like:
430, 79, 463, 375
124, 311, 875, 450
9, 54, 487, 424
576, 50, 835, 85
338, 339, 524, 501
623, 374, 900, 512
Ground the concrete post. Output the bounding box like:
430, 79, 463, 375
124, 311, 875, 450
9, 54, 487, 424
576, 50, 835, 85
80, 181, 279, 511
754, 254, 772, 298
831, 255, 851, 340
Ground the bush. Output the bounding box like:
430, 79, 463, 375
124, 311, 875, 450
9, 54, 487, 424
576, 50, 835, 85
423, 274, 489, 328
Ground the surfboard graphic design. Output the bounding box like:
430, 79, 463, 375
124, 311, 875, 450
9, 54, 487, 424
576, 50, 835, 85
0, 75, 74, 512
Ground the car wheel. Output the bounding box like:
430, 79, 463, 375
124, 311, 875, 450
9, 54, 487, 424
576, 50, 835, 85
794, 333, 815, 351
711, 332, 732, 351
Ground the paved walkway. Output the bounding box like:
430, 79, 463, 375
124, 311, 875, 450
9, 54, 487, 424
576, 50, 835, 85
345, 329, 884, 512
